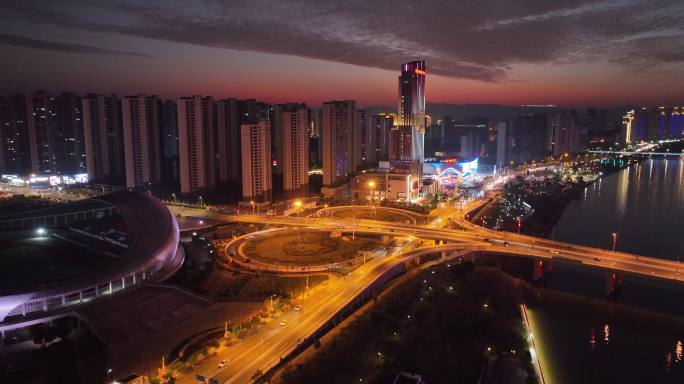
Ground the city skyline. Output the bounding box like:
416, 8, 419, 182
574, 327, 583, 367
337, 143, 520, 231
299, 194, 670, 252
2, 1, 684, 107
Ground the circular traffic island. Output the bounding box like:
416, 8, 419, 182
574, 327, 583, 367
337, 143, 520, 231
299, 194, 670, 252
240, 229, 383, 267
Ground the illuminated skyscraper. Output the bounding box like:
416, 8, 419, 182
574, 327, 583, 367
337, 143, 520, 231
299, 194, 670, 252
391, 61, 426, 179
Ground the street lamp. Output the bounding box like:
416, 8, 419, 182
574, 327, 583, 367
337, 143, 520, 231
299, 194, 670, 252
611, 232, 617, 253
250, 200, 255, 215
171, 193, 176, 203
294, 200, 303, 248
368, 181, 376, 209
517, 217, 521, 235
198, 195, 203, 206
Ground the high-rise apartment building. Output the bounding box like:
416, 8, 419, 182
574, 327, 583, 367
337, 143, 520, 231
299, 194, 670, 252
0, 95, 31, 174
26, 92, 86, 174
391, 61, 426, 179
280, 105, 309, 195
161, 100, 179, 188
511, 112, 549, 164
356, 109, 373, 167
241, 121, 272, 202
82, 94, 124, 184
549, 111, 586, 156
178, 96, 217, 194
122, 94, 162, 189
217, 99, 272, 187
322, 100, 356, 186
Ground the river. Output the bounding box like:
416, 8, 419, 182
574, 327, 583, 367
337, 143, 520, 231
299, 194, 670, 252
526, 158, 684, 384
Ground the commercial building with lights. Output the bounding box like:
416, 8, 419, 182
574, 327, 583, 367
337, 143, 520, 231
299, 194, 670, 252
391, 60, 426, 180
622, 107, 684, 144
177, 95, 217, 193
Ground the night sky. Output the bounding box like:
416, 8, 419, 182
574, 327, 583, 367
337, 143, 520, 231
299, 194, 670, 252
2, 0, 684, 107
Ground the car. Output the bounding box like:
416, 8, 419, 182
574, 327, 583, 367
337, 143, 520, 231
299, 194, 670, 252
218, 359, 229, 368
293, 305, 302, 311
549, 250, 559, 255
503, 241, 511, 247
280, 320, 288, 326
593, 257, 603, 262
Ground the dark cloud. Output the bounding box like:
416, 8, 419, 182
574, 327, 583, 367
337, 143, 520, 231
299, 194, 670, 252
1, 0, 683, 81
0, 32, 149, 57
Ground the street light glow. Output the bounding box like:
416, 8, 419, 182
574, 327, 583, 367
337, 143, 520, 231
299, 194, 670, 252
36, 227, 46, 236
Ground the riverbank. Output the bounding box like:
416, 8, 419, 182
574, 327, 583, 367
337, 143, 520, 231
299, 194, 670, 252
473, 158, 633, 238
523, 284, 684, 383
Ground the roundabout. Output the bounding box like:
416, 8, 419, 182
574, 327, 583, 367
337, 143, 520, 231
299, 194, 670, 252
220, 228, 391, 274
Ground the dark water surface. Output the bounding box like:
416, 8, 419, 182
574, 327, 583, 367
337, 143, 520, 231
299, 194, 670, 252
528, 159, 684, 384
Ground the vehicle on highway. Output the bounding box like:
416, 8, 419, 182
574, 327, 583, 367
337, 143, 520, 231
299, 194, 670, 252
503, 241, 511, 247
280, 319, 288, 326
294, 305, 302, 311
593, 257, 604, 262
218, 359, 229, 368
549, 250, 559, 255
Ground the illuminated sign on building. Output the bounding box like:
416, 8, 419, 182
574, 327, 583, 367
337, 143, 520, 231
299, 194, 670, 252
414, 69, 426, 75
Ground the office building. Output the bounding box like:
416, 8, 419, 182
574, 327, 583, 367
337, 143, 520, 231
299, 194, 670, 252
322, 100, 356, 187
280, 105, 309, 195
122, 94, 162, 189
241, 121, 272, 202
0, 95, 31, 174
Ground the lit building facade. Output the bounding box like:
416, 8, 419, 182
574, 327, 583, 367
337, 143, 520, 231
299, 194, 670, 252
391, 60, 426, 179
178, 95, 216, 193
0, 95, 31, 175
281, 106, 309, 195
322, 100, 356, 187
27, 91, 86, 175
122, 94, 162, 189
241, 121, 272, 202
622, 107, 684, 144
